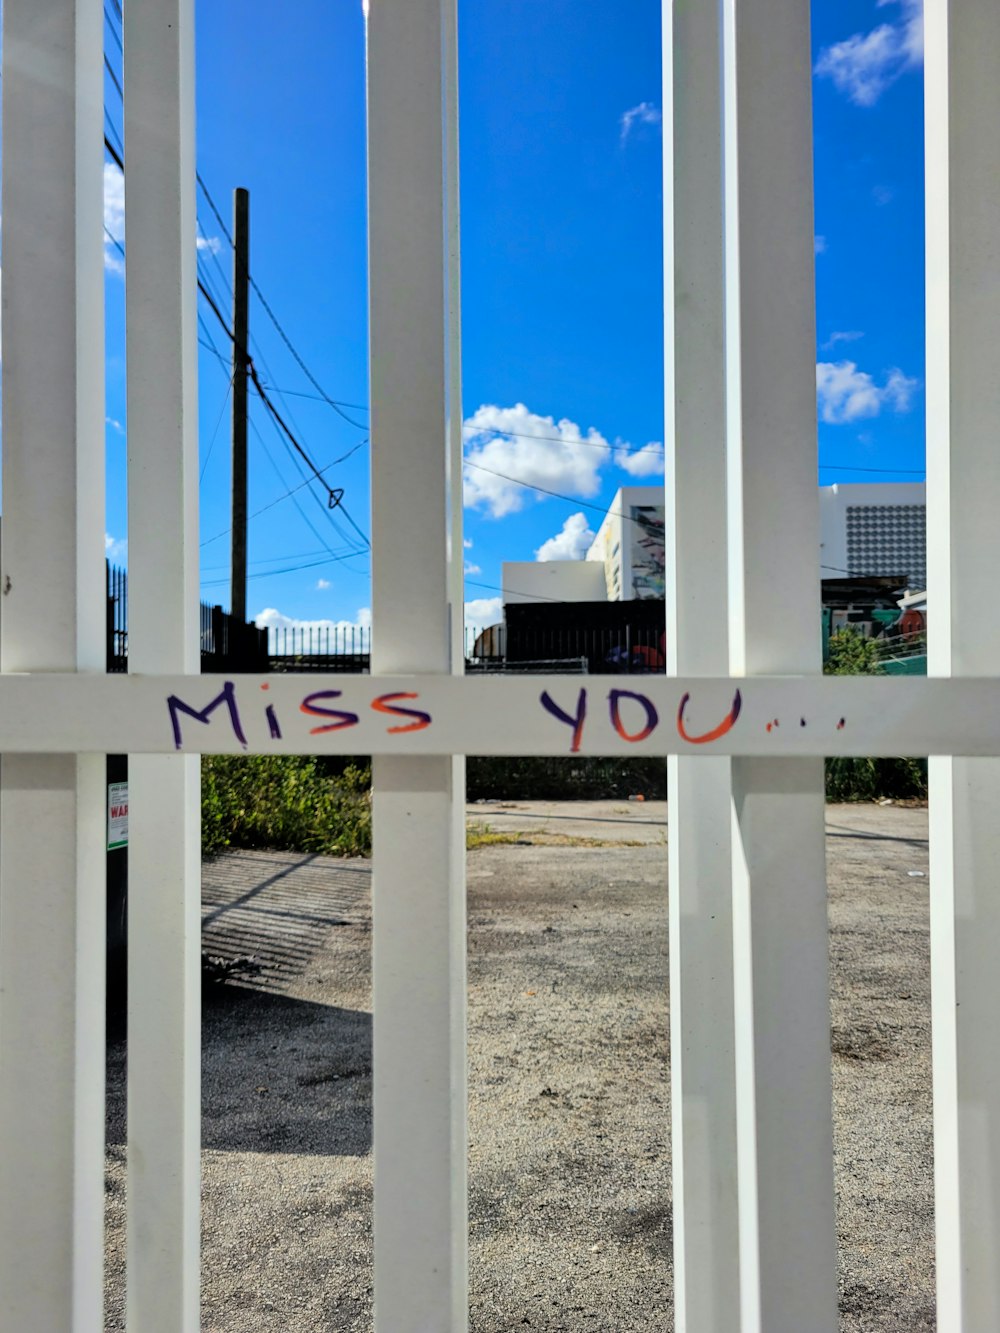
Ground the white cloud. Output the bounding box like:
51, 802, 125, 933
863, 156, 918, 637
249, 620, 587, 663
873, 184, 893, 207
615, 440, 664, 478
816, 360, 919, 425
463, 402, 608, 518
814, 0, 923, 106
535, 512, 595, 563
106, 415, 124, 435
316, 578, 331, 590
105, 532, 127, 562
823, 330, 864, 351
104, 163, 125, 274
464, 596, 501, 630
882, 367, 919, 412
197, 235, 222, 255
464, 562, 481, 575
814, 235, 827, 255
620, 101, 662, 144
462, 402, 662, 517
463, 537, 474, 549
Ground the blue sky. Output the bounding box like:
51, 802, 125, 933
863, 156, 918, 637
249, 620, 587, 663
100, 0, 926, 639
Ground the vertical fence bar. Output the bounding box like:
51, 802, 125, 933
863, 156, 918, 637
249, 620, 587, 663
722, 1, 837, 1328
926, 3, 1000, 1325
367, 0, 468, 1329
663, 0, 739, 1327
444, 0, 465, 679
0, 0, 106, 1327
123, 0, 201, 1327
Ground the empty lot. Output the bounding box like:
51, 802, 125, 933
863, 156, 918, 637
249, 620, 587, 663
105, 800, 934, 1330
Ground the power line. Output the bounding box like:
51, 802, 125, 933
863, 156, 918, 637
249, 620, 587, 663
256, 383, 369, 413
818, 463, 924, 476
199, 549, 364, 588
98, 41, 925, 492
248, 360, 341, 500
105, 132, 361, 529
466, 426, 652, 457
108, 128, 366, 544
465, 579, 570, 605
248, 412, 356, 562
198, 322, 231, 371
463, 459, 652, 526
104, 113, 124, 163
104, 133, 123, 171
197, 216, 234, 305
104, 53, 123, 104
193, 256, 361, 529
195, 173, 236, 247
249, 281, 368, 429
243, 319, 368, 555
248, 409, 371, 573
195, 171, 368, 428
202, 547, 341, 575
104, 4, 123, 53
200, 443, 368, 548
200, 373, 235, 484
104, 225, 125, 260
467, 425, 926, 476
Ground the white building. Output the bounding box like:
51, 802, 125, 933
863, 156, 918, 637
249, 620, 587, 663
586, 486, 666, 600
819, 481, 925, 589
502, 481, 926, 608
501, 558, 606, 605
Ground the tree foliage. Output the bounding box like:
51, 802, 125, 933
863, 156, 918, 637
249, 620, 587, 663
823, 627, 926, 801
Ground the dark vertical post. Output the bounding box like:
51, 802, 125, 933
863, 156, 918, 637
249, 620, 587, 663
231, 187, 249, 624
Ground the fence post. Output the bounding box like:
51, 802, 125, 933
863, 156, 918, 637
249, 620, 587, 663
367, 0, 468, 1328
925, 3, 1000, 1325
663, 0, 740, 1326
0, 0, 107, 1326
123, 0, 201, 1325
722, 0, 838, 1328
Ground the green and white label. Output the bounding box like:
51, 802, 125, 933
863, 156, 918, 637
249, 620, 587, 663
107, 781, 128, 850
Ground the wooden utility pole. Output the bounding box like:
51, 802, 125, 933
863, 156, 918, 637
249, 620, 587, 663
231, 187, 249, 623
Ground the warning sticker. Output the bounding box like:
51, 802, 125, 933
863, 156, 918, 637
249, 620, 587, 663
107, 781, 128, 850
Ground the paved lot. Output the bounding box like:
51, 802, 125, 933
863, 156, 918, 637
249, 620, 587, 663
105, 801, 934, 1330
467, 797, 668, 845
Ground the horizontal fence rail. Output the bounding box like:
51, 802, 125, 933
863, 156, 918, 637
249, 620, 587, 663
0, 673, 992, 756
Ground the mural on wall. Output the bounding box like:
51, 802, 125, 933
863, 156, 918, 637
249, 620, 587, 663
601, 518, 621, 600
630, 505, 665, 599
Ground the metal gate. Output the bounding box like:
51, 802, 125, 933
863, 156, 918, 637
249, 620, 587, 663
0, 1, 997, 1329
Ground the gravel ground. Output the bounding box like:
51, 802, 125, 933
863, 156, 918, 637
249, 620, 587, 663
104, 801, 934, 1330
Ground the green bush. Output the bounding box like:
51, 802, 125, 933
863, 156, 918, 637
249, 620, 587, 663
824, 754, 927, 803
823, 628, 927, 802
201, 755, 371, 858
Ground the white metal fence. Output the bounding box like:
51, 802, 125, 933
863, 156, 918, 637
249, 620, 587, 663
0, 1, 996, 1329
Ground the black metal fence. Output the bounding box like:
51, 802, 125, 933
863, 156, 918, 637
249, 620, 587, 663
263, 623, 663, 675
267, 623, 372, 673
107, 567, 666, 677
106, 564, 269, 673
468, 624, 664, 674
107, 563, 128, 670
